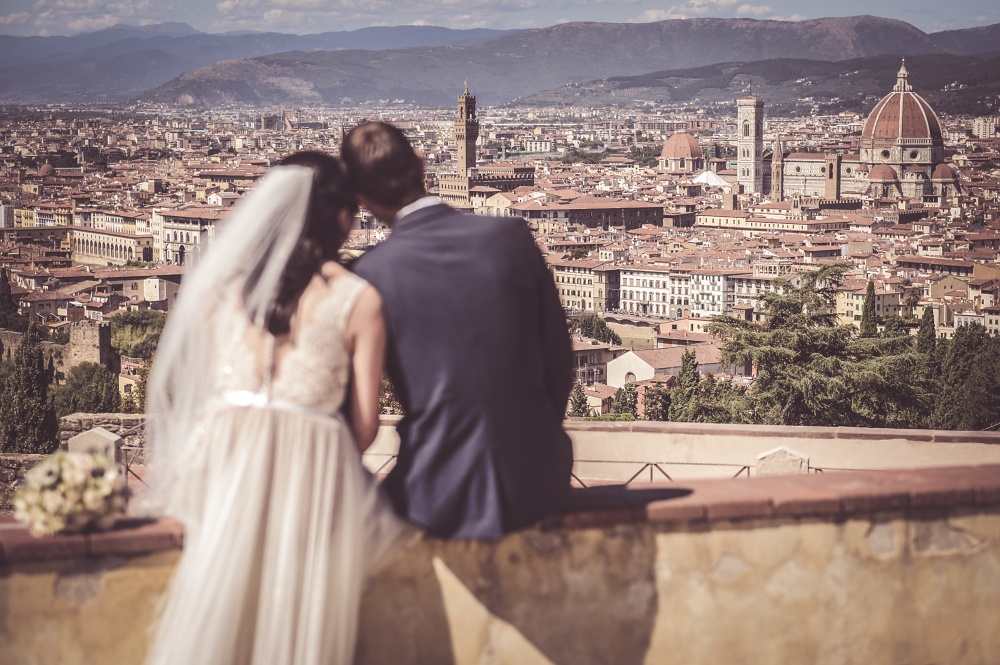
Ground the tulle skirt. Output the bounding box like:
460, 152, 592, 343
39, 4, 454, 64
145, 404, 411, 665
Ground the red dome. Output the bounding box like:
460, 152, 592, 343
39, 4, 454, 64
932, 163, 956, 180
660, 131, 704, 160
861, 61, 942, 142
868, 164, 898, 181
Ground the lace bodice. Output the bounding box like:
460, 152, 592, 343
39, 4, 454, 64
214, 272, 368, 415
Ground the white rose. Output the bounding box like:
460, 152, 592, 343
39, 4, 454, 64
63, 489, 82, 509
61, 457, 89, 487
82, 488, 106, 513
33, 457, 62, 488
42, 489, 64, 514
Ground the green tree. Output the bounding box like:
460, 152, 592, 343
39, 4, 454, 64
0, 325, 58, 453
667, 350, 701, 421
930, 323, 1000, 431
132, 360, 151, 413
110, 309, 166, 360
901, 287, 921, 318
572, 312, 622, 346
859, 280, 877, 338
52, 361, 122, 418
0, 268, 15, 318
0, 267, 28, 332
708, 264, 929, 428
916, 307, 936, 355
612, 383, 638, 418
642, 381, 671, 421
568, 381, 591, 417
880, 316, 910, 339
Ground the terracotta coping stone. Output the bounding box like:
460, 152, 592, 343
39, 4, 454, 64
2, 466, 999, 566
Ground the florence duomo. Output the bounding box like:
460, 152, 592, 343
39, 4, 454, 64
735, 60, 961, 205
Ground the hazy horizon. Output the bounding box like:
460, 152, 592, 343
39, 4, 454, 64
1, 1, 997, 39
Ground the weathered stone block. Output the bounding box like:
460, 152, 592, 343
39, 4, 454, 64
67, 427, 122, 464
756, 446, 809, 476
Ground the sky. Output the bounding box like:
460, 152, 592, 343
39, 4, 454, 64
1, 0, 998, 37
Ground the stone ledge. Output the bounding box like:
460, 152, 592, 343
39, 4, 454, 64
0, 517, 184, 565
2, 465, 999, 566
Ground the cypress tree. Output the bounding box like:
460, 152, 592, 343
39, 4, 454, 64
0, 268, 15, 318
0, 325, 58, 453
568, 381, 590, 417
916, 307, 936, 355
858, 280, 877, 338
643, 382, 671, 421
668, 350, 701, 421
611, 383, 638, 417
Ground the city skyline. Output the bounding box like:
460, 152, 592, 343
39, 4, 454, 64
1, 0, 998, 38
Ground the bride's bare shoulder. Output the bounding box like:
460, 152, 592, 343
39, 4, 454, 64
319, 260, 348, 281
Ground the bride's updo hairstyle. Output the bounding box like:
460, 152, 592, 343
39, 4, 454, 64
247, 150, 357, 335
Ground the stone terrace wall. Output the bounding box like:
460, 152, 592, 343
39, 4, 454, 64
0, 454, 47, 516
3, 466, 1000, 665
58, 413, 147, 456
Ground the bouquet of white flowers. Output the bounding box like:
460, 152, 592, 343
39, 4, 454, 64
13, 451, 128, 537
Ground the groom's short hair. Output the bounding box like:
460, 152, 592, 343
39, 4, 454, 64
341, 121, 425, 210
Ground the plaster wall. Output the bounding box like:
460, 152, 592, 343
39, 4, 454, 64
3, 511, 998, 665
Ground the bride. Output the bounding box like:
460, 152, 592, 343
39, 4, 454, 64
144, 151, 411, 665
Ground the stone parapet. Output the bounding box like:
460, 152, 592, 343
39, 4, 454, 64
58, 413, 146, 457
2, 465, 1000, 664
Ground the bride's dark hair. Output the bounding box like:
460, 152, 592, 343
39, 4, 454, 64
245, 150, 357, 335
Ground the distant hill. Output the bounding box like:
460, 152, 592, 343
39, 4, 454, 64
137, 16, 1000, 108
4, 16, 1000, 105
0, 24, 511, 101
517, 52, 1000, 116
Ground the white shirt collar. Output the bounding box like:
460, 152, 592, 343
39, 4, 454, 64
395, 195, 441, 223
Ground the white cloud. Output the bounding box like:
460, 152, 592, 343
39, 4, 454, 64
767, 13, 806, 21
210, 0, 543, 33
26, 0, 173, 34
688, 0, 738, 10
633, 8, 691, 21
65, 14, 118, 31
0, 12, 31, 25
633, 0, 760, 23
735, 4, 771, 17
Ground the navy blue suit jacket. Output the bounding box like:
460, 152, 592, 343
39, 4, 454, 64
352, 203, 574, 539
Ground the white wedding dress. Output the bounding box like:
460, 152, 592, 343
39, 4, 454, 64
146, 272, 410, 665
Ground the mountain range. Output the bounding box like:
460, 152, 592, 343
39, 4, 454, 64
2, 16, 1000, 109
518, 52, 1000, 116
0, 23, 510, 101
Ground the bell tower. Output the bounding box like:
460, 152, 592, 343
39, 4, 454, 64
455, 81, 479, 177
737, 93, 764, 195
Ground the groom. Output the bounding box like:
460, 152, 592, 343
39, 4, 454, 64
344, 121, 573, 540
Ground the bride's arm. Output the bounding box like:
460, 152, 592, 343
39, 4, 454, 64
346, 284, 387, 451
